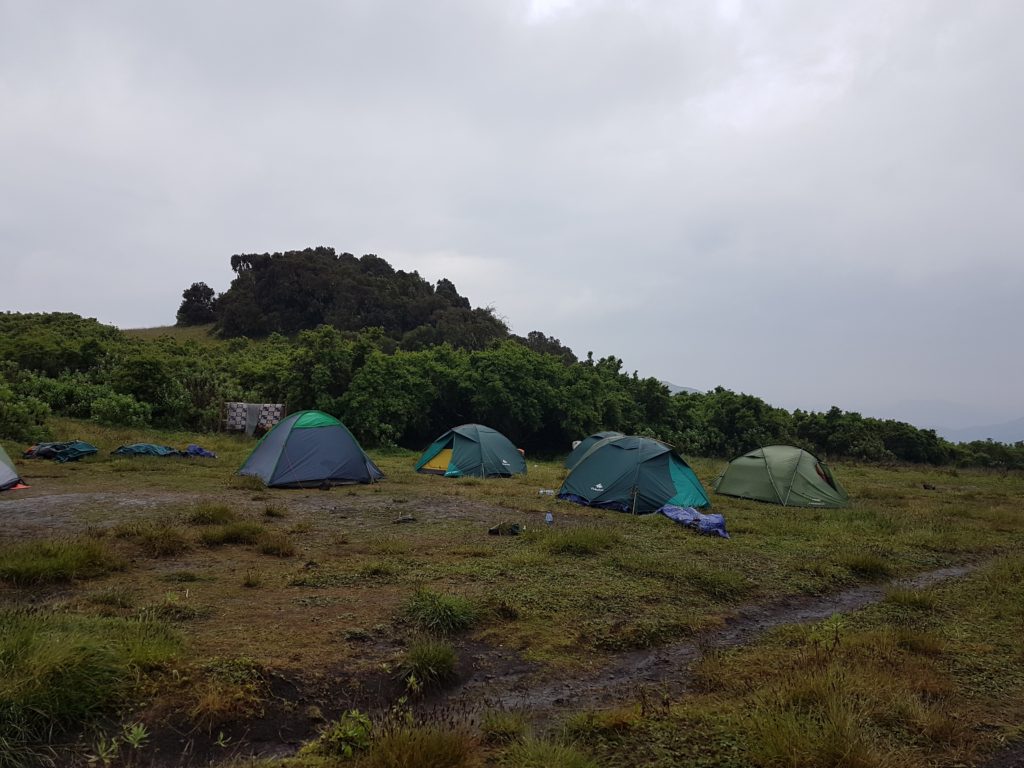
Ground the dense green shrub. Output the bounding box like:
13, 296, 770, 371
0, 381, 50, 442
90, 392, 152, 427
1, 265, 1019, 469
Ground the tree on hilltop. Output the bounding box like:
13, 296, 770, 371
176, 282, 217, 326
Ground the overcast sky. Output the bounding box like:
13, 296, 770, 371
2, 0, 1021, 427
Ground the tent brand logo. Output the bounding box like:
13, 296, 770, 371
501, 459, 510, 466
591, 483, 604, 492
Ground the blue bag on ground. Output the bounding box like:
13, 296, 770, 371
658, 505, 730, 538
186, 444, 217, 458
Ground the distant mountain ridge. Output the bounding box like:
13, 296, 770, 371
661, 381, 701, 395
936, 417, 1024, 445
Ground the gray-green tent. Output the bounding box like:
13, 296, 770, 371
238, 410, 383, 488
564, 431, 624, 469
415, 424, 526, 478
558, 435, 709, 514
713, 445, 848, 507
1, 445, 24, 491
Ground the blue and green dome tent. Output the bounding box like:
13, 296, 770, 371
564, 431, 624, 469
238, 410, 382, 488
558, 435, 709, 514
415, 424, 526, 478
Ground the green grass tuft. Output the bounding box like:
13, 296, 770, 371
0, 538, 125, 586
884, 588, 937, 611
501, 738, 597, 768
200, 522, 266, 547
365, 724, 478, 768
398, 638, 459, 692
539, 527, 621, 557
257, 530, 296, 557
263, 503, 287, 518
679, 565, 753, 602
298, 709, 372, 758
229, 474, 266, 491
841, 552, 892, 580
405, 589, 477, 635
137, 524, 192, 557
187, 503, 238, 525
0, 610, 179, 767
480, 710, 529, 744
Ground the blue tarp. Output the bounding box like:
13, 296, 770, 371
658, 505, 730, 538
186, 444, 217, 458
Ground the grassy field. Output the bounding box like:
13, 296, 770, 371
0, 419, 1022, 767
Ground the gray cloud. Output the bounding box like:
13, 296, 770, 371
2, 0, 1021, 424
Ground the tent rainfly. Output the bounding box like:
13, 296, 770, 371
558, 435, 709, 514
415, 424, 526, 478
713, 445, 848, 507
238, 410, 383, 488
564, 431, 624, 469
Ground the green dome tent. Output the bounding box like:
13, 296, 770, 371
713, 445, 848, 507
564, 431, 624, 469
1, 445, 24, 491
558, 435, 709, 514
238, 410, 383, 488
415, 424, 526, 478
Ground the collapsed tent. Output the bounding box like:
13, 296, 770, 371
23, 440, 98, 463
415, 424, 526, 478
558, 435, 710, 513
238, 410, 383, 488
713, 445, 849, 508
113, 444, 184, 458
1, 445, 24, 491
564, 431, 624, 469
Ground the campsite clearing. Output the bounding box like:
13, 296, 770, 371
1, 419, 1022, 767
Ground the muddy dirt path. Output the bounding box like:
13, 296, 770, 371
444, 563, 979, 714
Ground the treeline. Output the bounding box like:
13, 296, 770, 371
178, 247, 513, 352
1, 312, 1021, 469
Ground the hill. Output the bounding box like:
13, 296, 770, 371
940, 416, 1024, 444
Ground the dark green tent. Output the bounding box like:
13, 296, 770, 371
558, 435, 709, 514
564, 431, 624, 469
1, 445, 24, 491
238, 410, 383, 488
415, 424, 526, 478
713, 445, 848, 507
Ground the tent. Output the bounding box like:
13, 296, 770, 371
564, 431, 624, 469
24, 440, 98, 463
558, 435, 709, 513
113, 444, 183, 458
415, 424, 526, 478
713, 445, 848, 507
238, 410, 383, 488
1, 445, 24, 491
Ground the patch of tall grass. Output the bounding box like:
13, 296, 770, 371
501, 738, 598, 768
137, 523, 192, 557
405, 589, 477, 635
537, 527, 621, 557
364, 724, 478, 768
187, 503, 238, 525
200, 522, 266, 546
480, 710, 529, 744
0, 610, 178, 768
398, 638, 459, 692
0, 538, 125, 585
257, 530, 296, 557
